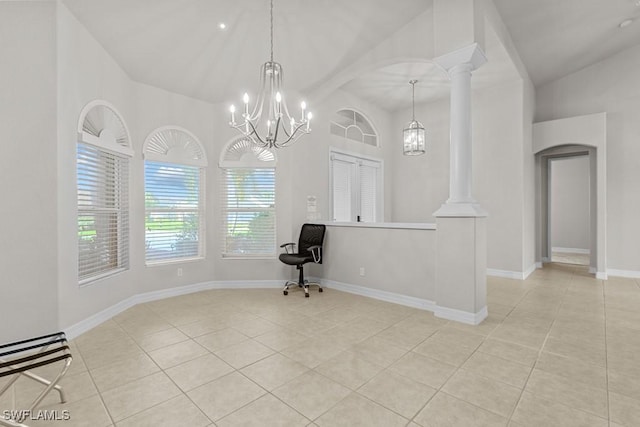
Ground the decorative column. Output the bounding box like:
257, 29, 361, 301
435, 43, 487, 216
433, 43, 488, 325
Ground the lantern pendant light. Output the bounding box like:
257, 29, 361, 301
403, 79, 426, 156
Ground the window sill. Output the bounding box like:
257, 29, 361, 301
318, 221, 436, 230
79, 267, 128, 287
145, 256, 204, 267
221, 255, 277, 260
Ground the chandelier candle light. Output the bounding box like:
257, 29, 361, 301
228, 0, 312, 148
403, 79, 426, 155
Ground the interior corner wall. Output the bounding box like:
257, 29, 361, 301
522, 78, 536, 274
0, 2, 58, 343
391, 79, 526, 274
536, 43, 640, 273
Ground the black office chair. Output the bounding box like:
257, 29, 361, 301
279, 224, 326, 297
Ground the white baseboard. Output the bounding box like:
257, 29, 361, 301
596, 271, 608, 280
65, 275, 503, 340
607, 269, 640, 279
552, 247, 590, 254
536, 262, 543, 269
64, 296, 138, 340
64, 280, 284, 340
523, 263, 537, 280
487, 263, 537, 280
434, 305, 488, 325
314, 277, 436, 312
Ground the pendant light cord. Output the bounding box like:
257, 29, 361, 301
270, 0, 274, 63
410, 80, 417, 121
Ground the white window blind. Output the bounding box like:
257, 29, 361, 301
332, 159, 355, 222
221, 168, 276, 257
330, 150, 382, 222
359, 163, 378, 223
144, 161, 203, 263
77, 143, 129, 282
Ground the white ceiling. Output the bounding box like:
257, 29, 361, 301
61, 0, 640, 109
493, 0, 640, 86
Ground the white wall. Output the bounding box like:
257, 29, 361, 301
391, 80, 529, 275
522, 77, 536, 276
316, 226, 437, 302
0, 2, 58, 343
536, 43, 640, 272
290, 89, 395, 227
57, 3, 138, 329
550, 157, 590, 251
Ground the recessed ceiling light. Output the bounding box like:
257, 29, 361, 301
619, 18, 634, 28
218, 23, 227, 30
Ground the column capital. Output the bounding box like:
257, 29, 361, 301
434, 43, 487, 73
433, 202, 488, 218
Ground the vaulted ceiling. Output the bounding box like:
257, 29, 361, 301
62, 0, 640, 109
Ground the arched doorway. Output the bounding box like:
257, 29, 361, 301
533, 113, 607, 279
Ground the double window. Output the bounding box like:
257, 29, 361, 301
143, 127, 207, 264
330, 150, 383, 222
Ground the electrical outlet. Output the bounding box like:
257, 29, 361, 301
177, 268, 183, 277
359, 267, 365, 276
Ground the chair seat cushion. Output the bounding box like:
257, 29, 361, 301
279, 253, 313, 266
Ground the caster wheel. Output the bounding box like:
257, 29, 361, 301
319, 288, 323, 293
283, 290, 288, 296
305, 293, 309, 298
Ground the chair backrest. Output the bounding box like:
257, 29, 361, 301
298, 224, 326, 262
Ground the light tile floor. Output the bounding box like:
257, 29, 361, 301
2, 263, 640, 426
552, 251, 590, 266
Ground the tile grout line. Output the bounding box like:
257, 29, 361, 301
66, 273, 617, 426
602, 273, 611, 427
503, 270, 568, 424
113, 318, 213, 426
72, 338, 118, 427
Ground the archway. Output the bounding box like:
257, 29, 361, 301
533, 113, 607, 279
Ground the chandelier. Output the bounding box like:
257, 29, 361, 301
228, 0, 311, 149
403, 80, 425, 155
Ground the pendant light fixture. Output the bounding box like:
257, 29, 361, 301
403, 79, 425, 156
228, 0, 311, 149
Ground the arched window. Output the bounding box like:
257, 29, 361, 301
219, 138, 276, 257
330, 109, 378, 146
77, 100, 133, 284
143, 126, 207, 264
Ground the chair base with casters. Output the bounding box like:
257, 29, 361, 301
282, 264, 323, 297
279, 224, 326, 298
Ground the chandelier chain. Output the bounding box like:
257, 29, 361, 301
270, 0, 274, 62
410, 79, 418, 121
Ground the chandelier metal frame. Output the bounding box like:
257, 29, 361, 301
228, 0, 311, 149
